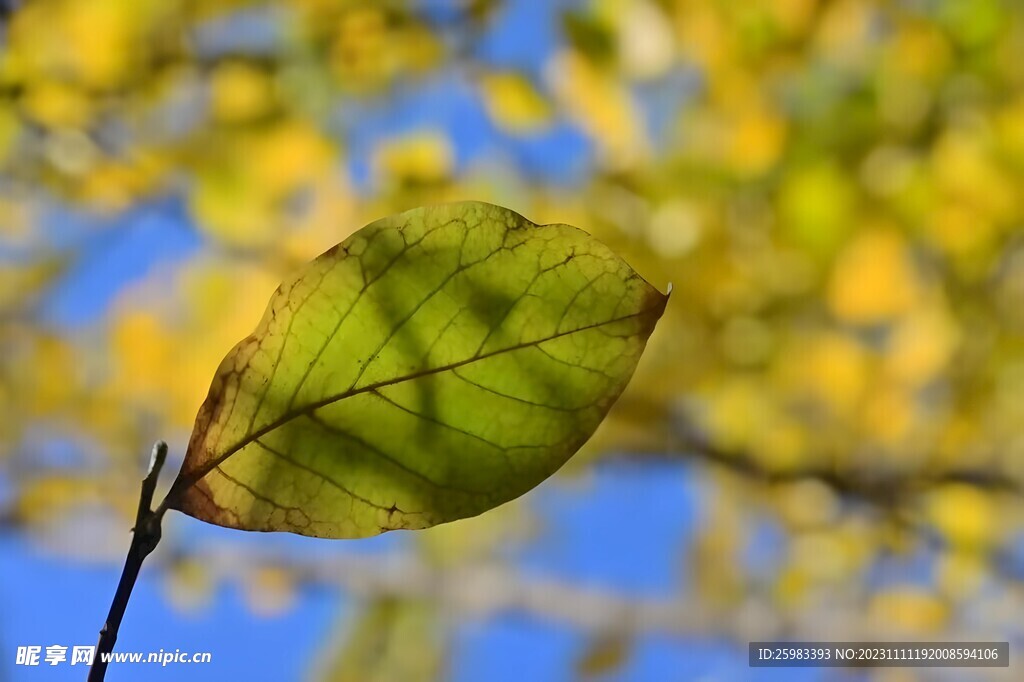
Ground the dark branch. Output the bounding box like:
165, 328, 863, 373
88, 442, 168, 682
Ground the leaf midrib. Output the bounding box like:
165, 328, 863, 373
168, 303, 663, 501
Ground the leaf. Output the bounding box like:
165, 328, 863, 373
166, 202, 667, 538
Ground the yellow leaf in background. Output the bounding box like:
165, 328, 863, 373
280, 177, 358, 264
0, 384, 12, 458
647, 199, 703, 259
827, 229, 923, 324
727, 104, 787, 176
833, 517, 875, 573
0, 195, 35, 245
885, 303, 960, 385
933, 130, 1016, 222
925, 484, 999, 551
860, 384, 917, 449
774, 565, 811, 607
935, 550, 987, 600
935, 415, 979, 468
702, 377, 768, 453
673, 2, 731, 70
868, 588, 948, 635
174, 261, 281, 424
790, 530, 854, 583
701, 376, 813, 471
104, 258, 281, 429
107, 308, 210, 429
20, 81, 93, 130
15, 476, 71, 523
547, 50, 649, 170
776, 331, 870, 419
191, 120, 334, 247
111, 310, 173, 400
719, 315, 774, 367
926, 202, 997, 262
814, 0, 874, 68
689, 487, 747, 606
15, 476, 122, 526
877, 72, 932, 132
58, 0, 140, 89
778, 163, 855, 257
251, 120, 335, 198
479, 72, 553, 135
210, 61, 275, 124
417, 500, 530, 567
44, 129, 99, 178
329, 7, 392, 86
0, 258, 64, 313
373, 131, 454, 185
77, 156, 166, 213
764, 0, 818, 37
860, 145, 918, 198
760, 421, 810, 473
26, 336, 78, 416
162, 557, 215, 614
327, 7, 441, 91
192, 168, 279, 247
616, 0, 675, 79
316, 599, 445, 682
243, 566, 297, 616
773, 479, 839, 531
0, 106, 18, 164
888, 22, 953, 81
6, 0, 157, 91
996, 96, 1024, 166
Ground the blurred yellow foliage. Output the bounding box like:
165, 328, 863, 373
4, 0, 156, 90
243, 566, 298, 616
924, 484, 999, 551
779, 163, 856, 256
191, 119, 334, 247
210, 61, 276, 124
162, 556, 216, 614
935, 550, 987, 600
328, 6, 442, 91
828, 229, 923, 324
548, 50, 649, 169
20, 81, 93, 130
777, 331, 871, 419
15, 475, 121, 527
1, 0, 1023, 660
885, 304, 959, 385
106, 259, 280, 427
790, 531, 855, 583
479, 72, 553, 135
24, 336, 78, 417
868, 588, 948, 635
614, 0, 675, 79
773, 479, 839, 531
373, 132, 454, 186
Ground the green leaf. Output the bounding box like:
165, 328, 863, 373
166, 202, 667, 538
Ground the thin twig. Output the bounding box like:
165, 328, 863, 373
88, 442, 168, 682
